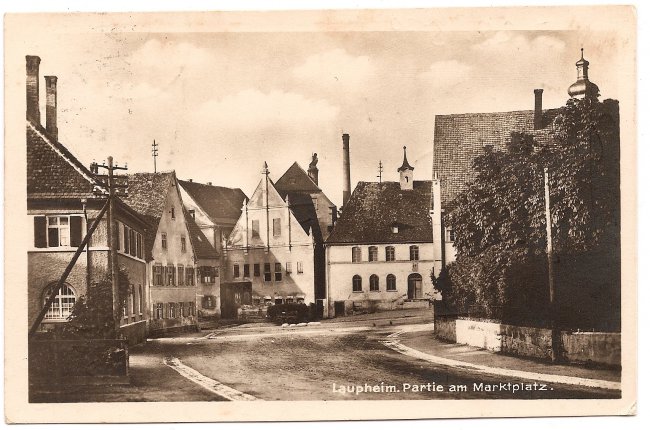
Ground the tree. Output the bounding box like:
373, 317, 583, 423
61, 268, 131, 339
444, 97, 620, 329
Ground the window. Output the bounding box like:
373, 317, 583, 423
285, 262, 292, 274
368, 246, 378, 262
181, 236, 187, 252
189, 209, 195, 220
186, 267, 195, 286
275, 263, 282, 282
251, 220, 260, 238
189, 301, 196, 316
273, 218, 281, 236
445, 229, 456, 242
155, 303, 164, 319
43, 284, 76, 321
233, 264, 240, 278
244, 264, 250, 278
385, 246, 395, 261
161, 233, 168, 250
352, 275, 362, 292
171, 206, 176, 220
115, 222, 121, 250
203, 295, 215, 309
34, 215, 83, 248
129, 229, 136, 257
297, 261, 304, 274
370, 275, 379, 291
131, 285, 136, 315
264, 263, 272, 282
123, 225, 130, 254
409, 245, 420, 261
253, 263, 260, 277
138, 285, 143, 314
392, 223, 399, 234
169, 302, 176, 319
136, 233, 143, 259
200, 266, 216, 284
153, 264, 163, 286
177, 266, 185, 286
386, 274, 397, 291
180, 302, 186, 317
167, 264, 175, 285
352, 246, 361, 263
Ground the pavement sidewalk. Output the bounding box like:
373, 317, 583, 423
395, 331, 620, 389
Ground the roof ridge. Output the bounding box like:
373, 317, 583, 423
27, 120, 101, 190
434, 108, 562, 118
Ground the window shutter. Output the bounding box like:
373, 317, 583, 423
70, 216, 83, 247
34, 216, 47, 248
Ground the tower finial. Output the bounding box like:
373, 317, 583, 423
581, 47, 584, 59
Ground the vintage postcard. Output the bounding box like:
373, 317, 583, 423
4, 5, 637, 423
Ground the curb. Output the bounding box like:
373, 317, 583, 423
380, 337, 621, 391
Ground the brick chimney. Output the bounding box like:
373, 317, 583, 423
342, 134, 351, 206
26, 55, 41, 123
534, 89, 543, 130
45, 76, 58, 140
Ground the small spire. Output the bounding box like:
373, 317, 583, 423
397, 146, 414, 172
261, 161, 269, 175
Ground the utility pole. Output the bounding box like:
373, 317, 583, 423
94, 157, 129, 334
152, 140, 158, 173
377, 160, 383, 183
544, 167, 560, 362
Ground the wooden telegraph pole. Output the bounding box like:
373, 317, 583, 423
544, 167, 560, 362
94, 157, 129, 334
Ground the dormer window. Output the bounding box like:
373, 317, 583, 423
392, 224, 399, 234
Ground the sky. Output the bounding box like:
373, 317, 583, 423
18, 27, 623, 208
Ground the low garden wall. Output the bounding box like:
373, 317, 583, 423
435, 317, 620, 367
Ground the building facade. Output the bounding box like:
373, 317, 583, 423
26, 55, 149, 343
223, 162, 317, 317
124, 172, 203, 335
178, 180, 246, 316
325, 148, 435, 317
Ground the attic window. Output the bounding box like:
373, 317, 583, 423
189, 209, 195, 220
171, 207, 176, 220
392, 224, 399, 234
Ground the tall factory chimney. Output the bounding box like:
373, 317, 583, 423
342, 133, 351, 206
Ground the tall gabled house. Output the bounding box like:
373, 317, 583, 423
274, 155, 336, 310
123, 171, 210, 334
26, 55, 149, 343
223, 162, 317, 317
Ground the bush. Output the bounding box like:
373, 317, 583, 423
267, 303, 310, 324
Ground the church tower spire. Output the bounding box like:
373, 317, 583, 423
398, 146, 414, 191
568, 48, 600, 99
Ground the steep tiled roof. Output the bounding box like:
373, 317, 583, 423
178, 180, 246, 222
274, 162, 321, 193
278, 191, 323, 243
326, 181, 432, 245
432, 109, 559, 208
122, 172, 176, 260
26, 121, 103, 199
184, 208, 219, 260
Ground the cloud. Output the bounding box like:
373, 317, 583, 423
292, 48, 374, 89
419, 60, 472, 87
473, 32, 566, 55
196, 88, 340, 129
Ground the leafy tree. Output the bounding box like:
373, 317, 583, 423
443, 97, 620, 329
61, 268, 131, 339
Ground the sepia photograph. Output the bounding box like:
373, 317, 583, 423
3, 3, 637, 423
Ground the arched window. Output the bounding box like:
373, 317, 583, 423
369, 275, 379, 291
385, 246, 395, 261
352, 247, 361, 263
43, 284, 76, 321
409, 245, 420, 261
386, 274, 397, 291
352, 275, 362, 292
368, 246, 378, 262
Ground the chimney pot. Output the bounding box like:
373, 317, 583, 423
26, 55, 41, 123
45, 76, 58, 140
207, 181, 212, 185
188, 179, 193, 182
534, 88, 543, 130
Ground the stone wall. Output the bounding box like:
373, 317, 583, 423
435, 316, 620, 367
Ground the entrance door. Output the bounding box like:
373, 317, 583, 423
407, 273, 423, 299
334, 301, 345, 317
